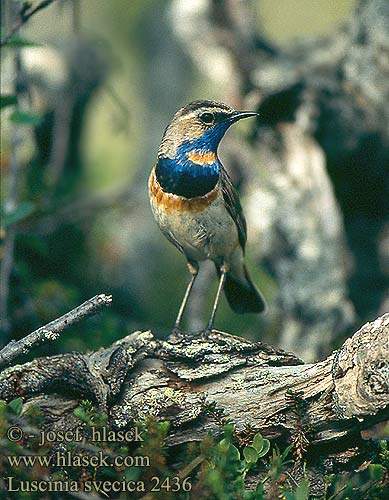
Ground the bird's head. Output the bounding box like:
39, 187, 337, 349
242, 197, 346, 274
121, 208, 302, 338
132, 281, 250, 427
158, 100, 257, 161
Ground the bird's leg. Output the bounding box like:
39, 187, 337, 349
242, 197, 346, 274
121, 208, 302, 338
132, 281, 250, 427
206, 262, 228, 333
173, 261, 199, 331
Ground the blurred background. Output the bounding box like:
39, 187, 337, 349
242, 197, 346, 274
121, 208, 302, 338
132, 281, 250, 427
1, 0, 388, 361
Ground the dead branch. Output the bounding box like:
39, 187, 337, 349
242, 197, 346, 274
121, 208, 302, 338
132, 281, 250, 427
0, 0, 58, 47
0, 294, 112, 370
0, 313, 387, 493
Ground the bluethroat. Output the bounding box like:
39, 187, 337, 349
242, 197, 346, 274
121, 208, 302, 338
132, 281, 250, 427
149, 100, 266, 332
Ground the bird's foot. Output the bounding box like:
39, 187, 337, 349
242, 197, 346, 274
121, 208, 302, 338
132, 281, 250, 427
170, 326, 213, 342
170, 325, 186, 342
201, 324, 214, 339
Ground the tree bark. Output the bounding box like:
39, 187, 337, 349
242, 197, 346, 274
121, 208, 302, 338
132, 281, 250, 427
1, 313, 388, 494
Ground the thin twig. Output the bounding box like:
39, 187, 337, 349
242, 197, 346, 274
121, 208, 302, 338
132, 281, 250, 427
0, 0, 57, 47
0, 293, 112, 371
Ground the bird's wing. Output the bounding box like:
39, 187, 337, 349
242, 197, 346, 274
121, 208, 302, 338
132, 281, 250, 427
220, 166, 247, 250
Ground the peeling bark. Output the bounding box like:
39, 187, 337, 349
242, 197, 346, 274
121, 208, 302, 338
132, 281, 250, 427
1, 314, 388, 492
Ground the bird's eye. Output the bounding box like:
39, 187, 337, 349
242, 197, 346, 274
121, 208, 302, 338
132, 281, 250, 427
199, 112, 215, 124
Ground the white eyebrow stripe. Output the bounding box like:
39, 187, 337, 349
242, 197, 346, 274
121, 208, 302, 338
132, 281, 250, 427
176, 110, 198, 121
176, 107, 233, 121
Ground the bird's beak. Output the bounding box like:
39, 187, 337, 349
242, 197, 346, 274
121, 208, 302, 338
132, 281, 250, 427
228, 111, 258, 123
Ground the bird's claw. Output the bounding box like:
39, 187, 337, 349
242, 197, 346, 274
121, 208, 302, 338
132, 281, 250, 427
170, 326, 185, 342
201, 326, 213, 339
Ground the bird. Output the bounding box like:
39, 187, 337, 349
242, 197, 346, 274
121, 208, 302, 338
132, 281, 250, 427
148, 100, 266, 333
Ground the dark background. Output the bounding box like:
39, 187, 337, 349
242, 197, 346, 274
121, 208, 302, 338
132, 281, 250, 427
1, 0, 388, 362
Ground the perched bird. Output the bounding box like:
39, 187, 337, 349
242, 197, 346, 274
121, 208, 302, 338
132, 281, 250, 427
149, 100, 266, 332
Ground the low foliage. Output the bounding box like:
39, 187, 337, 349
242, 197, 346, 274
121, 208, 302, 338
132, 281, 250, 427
1, 398, 388, 499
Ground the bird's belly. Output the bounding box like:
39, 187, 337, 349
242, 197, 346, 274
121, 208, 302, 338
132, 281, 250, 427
151, 194, 239, 262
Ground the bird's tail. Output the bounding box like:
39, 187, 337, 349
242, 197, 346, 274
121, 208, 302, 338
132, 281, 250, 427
216, 262, 266, 314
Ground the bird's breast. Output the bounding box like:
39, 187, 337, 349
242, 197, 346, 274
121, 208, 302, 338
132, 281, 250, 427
154, 153, 219, 198
149, 166, 219, 214
149, 166, 240, 261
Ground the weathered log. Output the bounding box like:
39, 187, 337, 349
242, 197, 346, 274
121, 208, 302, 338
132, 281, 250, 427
1, 313, 388, 493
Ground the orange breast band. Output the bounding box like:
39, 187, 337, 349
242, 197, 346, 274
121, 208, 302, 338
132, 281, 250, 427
149, 167, 219, 213
187, 151, 217, 165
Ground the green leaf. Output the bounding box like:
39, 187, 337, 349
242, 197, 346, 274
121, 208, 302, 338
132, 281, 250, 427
73, 407, 90, 424
3, 35, 38, 47
1, 95, 17, 109
124, 466, 141, 481
255, 482, 264, 493
10, 109, 42, 126
223, 423, 234, 439
369, 463, 385, 482
280, 444, 293, 462
243, 446, 259, 464
3, 202, 34, 226
158, 421, 170, 434
257, 439, 270, 458
228, 444, 240, 461
8, 397, 23, 416
252, 432, 264, 453
294, 479, 310, 500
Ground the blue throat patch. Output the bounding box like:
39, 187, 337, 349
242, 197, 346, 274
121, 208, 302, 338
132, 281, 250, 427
156, 126, 230, 198
156, 155, 219, 198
